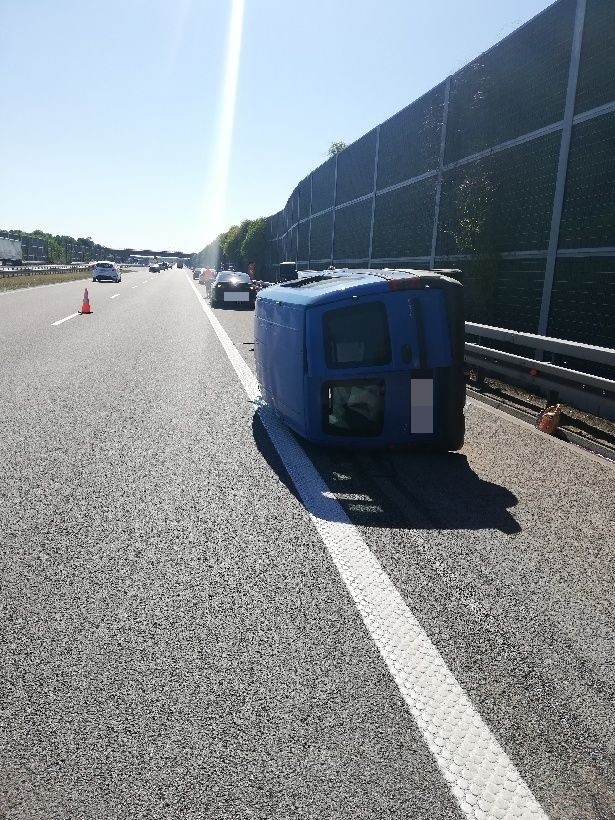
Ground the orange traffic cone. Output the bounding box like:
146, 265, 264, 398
79, 288, 93, 315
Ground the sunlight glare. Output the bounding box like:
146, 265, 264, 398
202, 0, 245, 243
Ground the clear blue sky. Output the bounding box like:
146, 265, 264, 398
0, 0, 554, 252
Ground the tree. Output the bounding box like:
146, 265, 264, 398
194, 215, 271, 275
221, 220, 251, 269
241, 218, 268, 275
446, 167, 499, 324
327, 141, 347, 157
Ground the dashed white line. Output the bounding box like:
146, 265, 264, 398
110, 293, 120, 299
52, 312, 79, 326
185, 274, 548, 820
132, 285, 138, 289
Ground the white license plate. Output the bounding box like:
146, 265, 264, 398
224, 292, 249, 302
410, 378, 434, 434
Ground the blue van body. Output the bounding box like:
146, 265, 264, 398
255, 269, 465, 449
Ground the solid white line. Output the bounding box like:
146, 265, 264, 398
110, 293, 120, 299
185, 274, 547, 820
52, 312, 79, 326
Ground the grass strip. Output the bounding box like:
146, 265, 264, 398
0, 270, 92, 291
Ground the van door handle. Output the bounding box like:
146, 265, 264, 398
401, 344, 412, 364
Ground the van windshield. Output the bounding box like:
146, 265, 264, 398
323, 301, 391, 368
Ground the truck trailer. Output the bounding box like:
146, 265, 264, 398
0, 237, 23, 265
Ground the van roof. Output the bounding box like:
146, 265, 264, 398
257, 268, 461, 307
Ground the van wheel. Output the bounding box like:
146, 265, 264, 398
436, 416, 465, 452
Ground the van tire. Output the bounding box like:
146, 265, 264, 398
438, 414, 465, 452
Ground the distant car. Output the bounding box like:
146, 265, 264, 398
210, 270, 256, 309
159, 261, 169, 270
92, 260, 121, 283
149, 263, 160, 272
193, 267, 202, 281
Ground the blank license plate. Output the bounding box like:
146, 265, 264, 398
224, 292, 249, 302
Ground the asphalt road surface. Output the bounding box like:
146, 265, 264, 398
1, 267, 613, 820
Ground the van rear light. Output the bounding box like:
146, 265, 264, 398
387, 276, 424, 291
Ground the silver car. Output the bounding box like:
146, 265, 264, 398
92, 260, 121, 283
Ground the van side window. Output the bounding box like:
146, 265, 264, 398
323, 301, 391, 369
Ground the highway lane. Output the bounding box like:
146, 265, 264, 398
206, 277, 615, 818
1, 267, 460, 819
1, 268, 613, 819
0, 265, 162, 336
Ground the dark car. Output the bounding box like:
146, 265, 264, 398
210, 271, 256, 309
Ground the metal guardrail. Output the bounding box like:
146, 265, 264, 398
465, 322, 615, 420
0, 264, 91, 278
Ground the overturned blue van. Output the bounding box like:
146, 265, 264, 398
255, 269, 465, 450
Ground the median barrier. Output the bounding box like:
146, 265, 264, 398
0, 264, 91, 278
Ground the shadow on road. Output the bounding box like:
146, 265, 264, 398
252, 412, 520, 534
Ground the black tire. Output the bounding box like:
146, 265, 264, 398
434, 414, 465, 452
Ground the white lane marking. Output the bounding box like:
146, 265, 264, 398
185, 274, 548, 820
142, 280, 149, 284
132, 285, 138, 289
52, 312, 79, 326
110, 293, 120, 300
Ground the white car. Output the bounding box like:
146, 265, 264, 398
92, 260, 121, 283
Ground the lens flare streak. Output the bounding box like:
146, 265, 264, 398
204, 0, 245, 239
